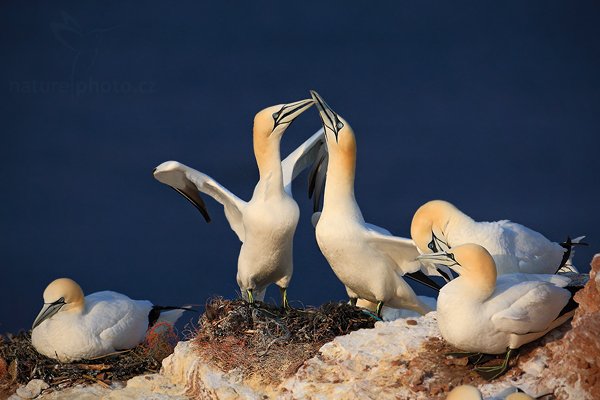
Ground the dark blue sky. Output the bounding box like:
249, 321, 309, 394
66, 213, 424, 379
1, 1, 599, 333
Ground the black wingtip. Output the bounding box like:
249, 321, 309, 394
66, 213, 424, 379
171, 187, 212, 223
555, 235, 588, 274
148, 305, 197, 328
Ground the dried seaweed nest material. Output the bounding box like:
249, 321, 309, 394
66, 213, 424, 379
0, 322, 178, 397
193, 298, 377, 385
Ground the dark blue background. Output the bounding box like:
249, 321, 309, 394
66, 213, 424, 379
1, 1, 599, 333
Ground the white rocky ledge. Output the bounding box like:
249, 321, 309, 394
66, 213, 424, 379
21, 256, 600, 400
21, 311, 575, 400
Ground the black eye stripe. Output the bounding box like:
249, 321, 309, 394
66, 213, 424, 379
272, 106, 285, 122
46, 297, 65, 305
428, 240, 437, 252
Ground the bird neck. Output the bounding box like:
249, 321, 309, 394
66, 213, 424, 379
459, 270, 496, 302
254, 134, 284, 195
322, 149, 361, 217
443, 210, 475, 243
64, 299, 85, 314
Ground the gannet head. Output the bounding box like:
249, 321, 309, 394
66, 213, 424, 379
411, 200, 463, 255
32, 278, 85, 329
417, 244, 497, 295
446, 385, 482, 400
310, 90, 356, 165
153, 161, 211, 222
253, 98, 315, 139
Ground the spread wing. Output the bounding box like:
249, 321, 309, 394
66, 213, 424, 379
154, 162, 247, 242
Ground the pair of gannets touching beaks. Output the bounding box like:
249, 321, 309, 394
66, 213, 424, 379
153, 90, 582, 319
153, 90, 443, 316
31, 278, 193, 362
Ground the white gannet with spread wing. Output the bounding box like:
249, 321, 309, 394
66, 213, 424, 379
411, 200, 583, 276
31, 278, 190, 362
418, 244, 579, 379
154, 99, 324, 306
309, 90, 440, 317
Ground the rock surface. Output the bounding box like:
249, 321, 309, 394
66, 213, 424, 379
14, 380, 48, 399
525, 254, 600, 400
24, 255, 600, 400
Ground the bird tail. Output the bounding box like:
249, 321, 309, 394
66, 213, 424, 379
148, 305, 196, 328
556, 236, 587, 274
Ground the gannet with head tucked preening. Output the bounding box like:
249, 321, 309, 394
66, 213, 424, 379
154, 99, 324, 306
418, 244, 579, 379
31, 278, 190, 362
411, 200, 583, 276
309, 90, 439, 317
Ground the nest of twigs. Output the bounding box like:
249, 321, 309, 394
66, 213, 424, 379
193, 298, 376, 385
0, 322, 179, 397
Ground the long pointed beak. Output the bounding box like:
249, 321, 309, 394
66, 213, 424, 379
309, 90, 343, 141
274, 98, 315, 126
417, 251, 458, 267
32, 299, 65, 329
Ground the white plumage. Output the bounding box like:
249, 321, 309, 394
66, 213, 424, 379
418, 244, 575, 355
31, 278, 185, 362
411, 200, 581, 276
154, 99, 323, 305
310, 90, 434, 316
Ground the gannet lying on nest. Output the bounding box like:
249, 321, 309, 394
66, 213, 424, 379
31, 278, 191, 362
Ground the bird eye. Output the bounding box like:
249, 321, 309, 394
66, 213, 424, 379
336, 122, 343, 129
428, 240, 436, 251
447, 253, 456, 261
272, 112, 279, 120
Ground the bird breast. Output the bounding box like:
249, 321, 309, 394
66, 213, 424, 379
244, 194, 299, 240
437, 283, 508, 354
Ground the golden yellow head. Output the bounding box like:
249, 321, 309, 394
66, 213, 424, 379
411, 200, 462, 254
42, 278, 84, 305
253, 98, 315, 140
33, 278, 85, 329
310, 90, 356, 170
417, 243, 497, 294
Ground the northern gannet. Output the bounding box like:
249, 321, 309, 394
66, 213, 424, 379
411, 200, 583, 276
31, 278, 190, 362
310, 90, 439, 317
418, 244, 578, 379
154, 99, 324, 307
